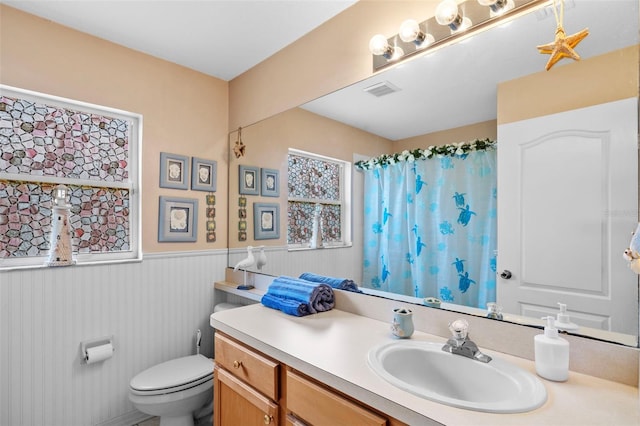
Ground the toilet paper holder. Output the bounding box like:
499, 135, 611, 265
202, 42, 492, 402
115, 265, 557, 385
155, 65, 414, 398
81, 335, 114, 364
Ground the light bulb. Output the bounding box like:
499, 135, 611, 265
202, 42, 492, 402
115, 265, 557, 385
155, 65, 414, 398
435, 0, 461, 27
369, 34, 390, 56
399, 19, 421, 43
478, 0, 513, 15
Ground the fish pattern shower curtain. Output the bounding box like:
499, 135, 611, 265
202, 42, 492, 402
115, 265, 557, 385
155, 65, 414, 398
361, 147, 497, 309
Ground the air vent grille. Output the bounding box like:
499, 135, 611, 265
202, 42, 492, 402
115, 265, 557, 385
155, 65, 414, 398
364, 81, 401, 97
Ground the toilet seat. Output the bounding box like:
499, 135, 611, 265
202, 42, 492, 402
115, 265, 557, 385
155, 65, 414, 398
130, 354, 213, 396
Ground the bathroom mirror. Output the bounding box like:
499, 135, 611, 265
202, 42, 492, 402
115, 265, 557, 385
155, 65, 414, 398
228, 0, 639, 346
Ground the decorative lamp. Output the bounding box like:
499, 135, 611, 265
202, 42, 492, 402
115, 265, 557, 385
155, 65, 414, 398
435, 0, 472, 32
46, 184, 75, 267
399, 19, 435, 48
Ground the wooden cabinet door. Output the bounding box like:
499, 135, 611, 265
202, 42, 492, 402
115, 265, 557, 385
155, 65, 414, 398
286, 370, 386, 426
215, 367, 278, 426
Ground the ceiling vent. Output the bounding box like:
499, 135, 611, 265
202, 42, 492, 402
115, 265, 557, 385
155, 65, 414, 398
364, 81, 401, 97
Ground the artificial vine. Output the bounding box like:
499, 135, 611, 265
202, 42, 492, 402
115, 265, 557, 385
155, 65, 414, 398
355, 138, 496, 171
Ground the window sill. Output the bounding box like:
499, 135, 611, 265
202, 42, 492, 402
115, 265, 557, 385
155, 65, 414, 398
287, 242, 353, 252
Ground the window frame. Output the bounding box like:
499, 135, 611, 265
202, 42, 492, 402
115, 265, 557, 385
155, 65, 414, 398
0, 85, 142, 270
287, 148, 352, 250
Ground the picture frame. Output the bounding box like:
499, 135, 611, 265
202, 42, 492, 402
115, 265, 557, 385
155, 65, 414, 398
239, 165, 260, 195
191, 157, 217, 192
159, 152, 189, 190
253, 202, 280, 240
261, 168, 280, 197
206, 194, 216, 205
206, 232, 216, 243
238, 232, 247, 242
158, 196, 198, 242
238, 197, 247, 207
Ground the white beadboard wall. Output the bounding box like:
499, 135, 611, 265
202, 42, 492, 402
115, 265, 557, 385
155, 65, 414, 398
0, 250, 227, 426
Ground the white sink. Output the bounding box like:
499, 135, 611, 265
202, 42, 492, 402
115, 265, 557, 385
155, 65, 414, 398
367, 340, 547, 413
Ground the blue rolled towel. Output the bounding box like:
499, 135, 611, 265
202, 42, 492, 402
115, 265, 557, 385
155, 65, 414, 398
261, 293, 312, 317
261, 276, 335, 316
299, 272, 361, 293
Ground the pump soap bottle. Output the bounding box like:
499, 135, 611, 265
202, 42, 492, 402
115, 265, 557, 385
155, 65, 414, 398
534, 316, 569, 381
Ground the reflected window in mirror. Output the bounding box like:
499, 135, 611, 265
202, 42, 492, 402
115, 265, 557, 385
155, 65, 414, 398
287, 149, 351, 249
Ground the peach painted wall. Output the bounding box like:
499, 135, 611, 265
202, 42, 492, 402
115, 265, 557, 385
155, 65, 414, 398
228, 107, 392, 248
0, 5, 229, 253
229, 0, 442, 130
498, 46, 639, 123
394, 120, 498, 151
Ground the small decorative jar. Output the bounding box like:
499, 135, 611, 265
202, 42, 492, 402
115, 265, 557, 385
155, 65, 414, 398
391, 307, 414, 338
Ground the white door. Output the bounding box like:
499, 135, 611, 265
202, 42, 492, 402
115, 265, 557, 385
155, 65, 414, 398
497, 97, 638, 335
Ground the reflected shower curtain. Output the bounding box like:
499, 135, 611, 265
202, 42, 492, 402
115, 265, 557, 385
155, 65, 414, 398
362, 150, 497, 309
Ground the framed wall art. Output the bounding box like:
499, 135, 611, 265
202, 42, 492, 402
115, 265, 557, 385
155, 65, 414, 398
253, 202, 280, 240
261, 168, 280, 197
239, 165, 260, 195
158, 196, 198, 242
160, 152, 189, 190
191, 157, 217, 192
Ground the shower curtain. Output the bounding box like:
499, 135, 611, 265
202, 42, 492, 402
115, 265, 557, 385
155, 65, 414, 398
361, 147, 497, 309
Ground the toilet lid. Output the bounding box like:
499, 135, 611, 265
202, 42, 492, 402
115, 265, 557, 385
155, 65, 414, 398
130, 354, 213, 393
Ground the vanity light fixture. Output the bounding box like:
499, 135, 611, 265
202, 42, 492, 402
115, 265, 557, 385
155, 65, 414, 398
435, 0, 472, 32
398, 19, 435, 48
478, 0, 516, 16
369, 34, 403, 60
369, 0, 547, 72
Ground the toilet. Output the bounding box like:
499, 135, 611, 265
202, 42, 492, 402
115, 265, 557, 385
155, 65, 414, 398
129, 354, 213, 426
129, 303, 242, 426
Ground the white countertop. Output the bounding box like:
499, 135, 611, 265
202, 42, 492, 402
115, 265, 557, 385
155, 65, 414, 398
210, 304, 639, 425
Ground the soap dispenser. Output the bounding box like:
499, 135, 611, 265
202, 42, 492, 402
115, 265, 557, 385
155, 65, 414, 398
555, 302, 579, 331
534, 316, 569, 382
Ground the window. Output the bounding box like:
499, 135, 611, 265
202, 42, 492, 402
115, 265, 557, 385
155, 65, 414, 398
287, 149, 351, 249
0, 85, 141, 269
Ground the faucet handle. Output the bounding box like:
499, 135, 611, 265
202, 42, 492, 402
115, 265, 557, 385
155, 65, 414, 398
449, 319, 469, 340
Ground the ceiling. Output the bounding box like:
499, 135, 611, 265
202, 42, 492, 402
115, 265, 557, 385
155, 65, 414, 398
1, 0, 357, 81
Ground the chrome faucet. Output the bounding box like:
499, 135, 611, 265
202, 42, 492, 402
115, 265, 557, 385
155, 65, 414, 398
442, 319, 492, 363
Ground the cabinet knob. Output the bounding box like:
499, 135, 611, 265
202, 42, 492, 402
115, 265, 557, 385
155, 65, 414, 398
233, 360, 242, 369
263, 414, 273, 424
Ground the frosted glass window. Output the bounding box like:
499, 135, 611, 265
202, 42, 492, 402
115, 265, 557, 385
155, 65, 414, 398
287, 150, 350, 247
0, 86, 141, 268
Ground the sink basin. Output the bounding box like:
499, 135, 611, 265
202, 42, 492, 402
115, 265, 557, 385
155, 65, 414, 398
368, 340, 547, 413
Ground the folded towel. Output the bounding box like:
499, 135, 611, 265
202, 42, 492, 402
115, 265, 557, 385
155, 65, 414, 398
261, 276, 335, 316
299, 272, 361, 293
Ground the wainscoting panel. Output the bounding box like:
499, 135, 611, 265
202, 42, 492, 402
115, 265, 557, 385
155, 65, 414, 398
0, 250, 227, 426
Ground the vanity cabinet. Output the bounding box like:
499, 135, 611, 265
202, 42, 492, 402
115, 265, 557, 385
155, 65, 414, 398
286, 370, 387, 426
214, 332, 405, 426
214, 333, 280, 425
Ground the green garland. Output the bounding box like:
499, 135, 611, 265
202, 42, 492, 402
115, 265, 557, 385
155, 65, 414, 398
355, 138, 496, 171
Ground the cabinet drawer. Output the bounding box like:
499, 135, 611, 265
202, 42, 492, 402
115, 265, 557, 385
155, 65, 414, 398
215, 333, 279, 400
286, 370, 387, 426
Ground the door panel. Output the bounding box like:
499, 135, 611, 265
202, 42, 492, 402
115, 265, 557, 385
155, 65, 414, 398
497, 97, 638, 335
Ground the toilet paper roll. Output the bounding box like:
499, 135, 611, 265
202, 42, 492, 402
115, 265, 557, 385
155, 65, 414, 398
85, 343, 114, 364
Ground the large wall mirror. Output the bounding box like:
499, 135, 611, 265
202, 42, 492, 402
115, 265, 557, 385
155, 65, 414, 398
228, 0, 639, 347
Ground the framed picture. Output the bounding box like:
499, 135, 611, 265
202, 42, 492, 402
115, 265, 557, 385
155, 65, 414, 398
206, 194, 216, 205
191, 157, 217, 192
261, 168, 280, 197
160, 152, 189, 190
206, 220, 216, 231
238, 197, 247, 207
206, 232, 216, 243
238, 232, 247, 242
158, 196, 198, 242
239, 165, 260, 195
206, 207, 215, 218
238, 220, 247, 231
253, 202, 280, 240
